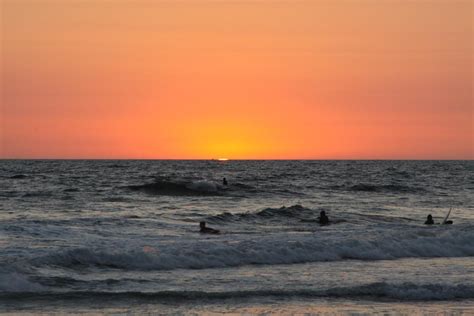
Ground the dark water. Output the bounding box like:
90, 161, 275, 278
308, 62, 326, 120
1, 160, 473, 313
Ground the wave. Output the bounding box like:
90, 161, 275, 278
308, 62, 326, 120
2, 282, 473, 301
207, 205, 316, 223
63, 188, 79, 193
32, 225, 474, 271
127, 180, 223, 196
9, 174, 27, 179
232, 182, 258, 192
22, 191, 53, 198
126, 178, 262, 197
331, 183, 426, 194
0, 272, 45, 293
106, 164, 127, 169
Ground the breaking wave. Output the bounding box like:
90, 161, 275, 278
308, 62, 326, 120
125, 178, 262, 197
32, 225, 474, 271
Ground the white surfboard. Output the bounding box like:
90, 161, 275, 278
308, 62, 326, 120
442, 208, 452, 224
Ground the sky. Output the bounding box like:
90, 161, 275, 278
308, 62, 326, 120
1, 0, 472, 159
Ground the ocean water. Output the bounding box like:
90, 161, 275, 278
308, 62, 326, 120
0, 160, 473, 315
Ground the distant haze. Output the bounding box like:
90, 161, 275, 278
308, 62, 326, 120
1, 0, 472, 159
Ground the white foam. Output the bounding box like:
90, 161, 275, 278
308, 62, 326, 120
36, 225, 474, 271
186, 180, 219, 193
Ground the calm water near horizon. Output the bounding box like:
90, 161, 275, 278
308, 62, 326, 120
1, 160, 473, 314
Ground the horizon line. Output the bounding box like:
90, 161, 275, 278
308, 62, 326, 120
0, 158, 472, 161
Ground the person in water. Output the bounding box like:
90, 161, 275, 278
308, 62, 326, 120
199, 221, 220, 234
222, 177, 228, 186
425, 214, 434, 225
318, 210, 329, 225
424, 214, 453, 225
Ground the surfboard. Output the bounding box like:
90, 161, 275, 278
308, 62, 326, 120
442, 208, 452, 224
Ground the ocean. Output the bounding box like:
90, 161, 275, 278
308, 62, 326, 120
1, 160, 473, 315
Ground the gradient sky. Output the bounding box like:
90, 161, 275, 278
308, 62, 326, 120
1, 0, 472, 159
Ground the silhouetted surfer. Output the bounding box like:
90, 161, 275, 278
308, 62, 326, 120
199, 221, 220, 234
424, 214, 434, 225
424, 213, 453, 225
318, 210, 329, 225
223, 177, 228, 186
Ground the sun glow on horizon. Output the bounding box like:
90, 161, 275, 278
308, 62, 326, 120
1, 0, 472, 159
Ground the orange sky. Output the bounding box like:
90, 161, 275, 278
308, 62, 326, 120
1, 0, 472, 159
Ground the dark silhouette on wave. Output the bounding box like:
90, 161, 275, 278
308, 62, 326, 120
425, 214, 435, 225
9, 174, 27, 179
318, 210, 329, 225
63, 188, 79, 192
199, 221, 220, 234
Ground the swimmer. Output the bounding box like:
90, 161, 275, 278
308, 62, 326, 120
424, 214, 434, 225
199, 221, 220, 234
318, 210, 329, 225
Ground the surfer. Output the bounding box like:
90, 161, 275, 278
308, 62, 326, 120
424, 214, 434, 225
424, 211, 453, 225
442, 208, 453, 225
223, 177, 228, 186
318, 210, 329, 225
199, 221, 220, 234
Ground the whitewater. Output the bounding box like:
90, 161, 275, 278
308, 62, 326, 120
0, 160, 473, 314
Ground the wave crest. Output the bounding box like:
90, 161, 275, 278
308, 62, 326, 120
2, 282, 473, 301
208, 205, 314, 223
33, 225, 474, 271
330, 183, 426, 194
127, 180, 222, 196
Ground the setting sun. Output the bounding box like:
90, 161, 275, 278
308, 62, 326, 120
1, 1, 473, 314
